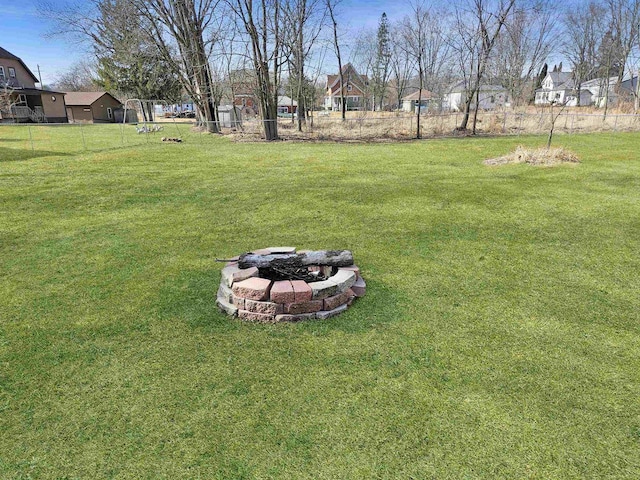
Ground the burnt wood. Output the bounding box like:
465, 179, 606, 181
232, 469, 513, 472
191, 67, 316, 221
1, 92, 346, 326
238, 250, 354, 270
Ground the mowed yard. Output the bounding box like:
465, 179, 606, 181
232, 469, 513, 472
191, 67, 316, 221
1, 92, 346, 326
1, 125, 639, 479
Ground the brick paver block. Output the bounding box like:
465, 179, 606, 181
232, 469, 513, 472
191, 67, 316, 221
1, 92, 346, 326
217, 283, 233, 303
245, 299, 283, 315
339, 265, 361, 279
216, 298, 238, 317
329, 269, 356, 293
308, 279, 338, 300
323, 290, 351, 311
221, 265, 259, 287
238, 309, 275, 323
316, 304, 348, 320
291, 280, 312, 302
232, 277, 273, 301
351, 277, 366, 297
232, 295, 245, 310
270, 280, 296, 304
284, 299, 323, 314
347, 289, 356, 306
275, 312, 317, 322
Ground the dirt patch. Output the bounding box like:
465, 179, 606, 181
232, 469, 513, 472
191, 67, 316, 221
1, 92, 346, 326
484, 146, 581, 167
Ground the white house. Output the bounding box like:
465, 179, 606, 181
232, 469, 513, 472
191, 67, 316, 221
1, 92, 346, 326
581, 75, 638, 107
534, 72, 590, 106
442, 81, 508, 111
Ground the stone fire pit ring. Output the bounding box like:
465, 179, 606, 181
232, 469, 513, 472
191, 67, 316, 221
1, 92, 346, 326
216, 247, 366, 323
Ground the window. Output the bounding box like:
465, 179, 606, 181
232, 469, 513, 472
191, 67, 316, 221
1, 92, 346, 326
490, 95, 495, 103
107, 107, 113, 119
18, 94, 26, 104
555, 92, 561, 99
347, 84, 352, 91
0, 66, 5, 79
8, 67, 15, 78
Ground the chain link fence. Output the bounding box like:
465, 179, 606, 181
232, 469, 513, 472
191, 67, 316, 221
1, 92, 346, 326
1, 111, 639, 155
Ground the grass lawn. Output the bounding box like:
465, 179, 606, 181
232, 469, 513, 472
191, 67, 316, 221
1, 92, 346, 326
1, 125, 639, 479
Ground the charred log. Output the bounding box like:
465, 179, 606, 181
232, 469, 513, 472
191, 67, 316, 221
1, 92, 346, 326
238, 250, 353, 270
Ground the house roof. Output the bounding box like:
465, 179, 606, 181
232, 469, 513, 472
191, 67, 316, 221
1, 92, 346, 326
12, 88, 66, 96
277, 95, 297, 107
546, 72, 575, 89
402, 89, 434, 101
326, 63, 369, 93
0, 46, 39, 83
63, 91, 121, 106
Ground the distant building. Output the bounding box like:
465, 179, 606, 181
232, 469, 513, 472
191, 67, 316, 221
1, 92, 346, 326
277, 95, 297, 115
581, 75, 638, 108
401, 89, 436, 113
324, 63, 371, 111
0, 46, 67, 123
534, 72, 590, 106
64, 92, 122, 123
443, 81, 508, 111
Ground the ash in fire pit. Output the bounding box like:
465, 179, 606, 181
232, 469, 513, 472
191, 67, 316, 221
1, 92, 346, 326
216, 247, 366, 323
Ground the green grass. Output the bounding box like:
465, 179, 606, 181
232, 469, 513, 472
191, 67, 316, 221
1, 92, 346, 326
1, 124, 639, 479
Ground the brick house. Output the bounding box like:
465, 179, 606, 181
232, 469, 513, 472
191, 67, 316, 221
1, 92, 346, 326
324, 63, 371, 111
0, 46, 68, 123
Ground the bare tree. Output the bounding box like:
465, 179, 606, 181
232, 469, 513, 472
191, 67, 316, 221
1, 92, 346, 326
40, 0, 222, 133
400, 1, 447, 138
351, 29, 377, 111
228, 0, 283, 140
52, 60, 98, 91
390, 21, 415, 111
452, 0, 516, 133
606, 0, 640, 89
0, 84, 15, 119
135, 0, 222, 132
281, 0, 325, 131
562, 1, 605, 106
490, 0, 557, 106
326, 0, 346, 120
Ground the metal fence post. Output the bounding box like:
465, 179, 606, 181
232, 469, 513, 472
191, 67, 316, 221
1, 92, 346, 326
570, 114, 575, 135
28, 125, 34, 151
80, 123, 87, 150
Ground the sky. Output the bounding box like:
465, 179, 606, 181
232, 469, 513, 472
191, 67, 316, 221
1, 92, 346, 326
0, 0, 420, 86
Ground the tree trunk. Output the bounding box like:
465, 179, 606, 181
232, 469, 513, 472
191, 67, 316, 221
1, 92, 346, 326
238, 250, 354, 269
472, 82, 481, 135
416, 58, 423, 139
459, 89, 474, 130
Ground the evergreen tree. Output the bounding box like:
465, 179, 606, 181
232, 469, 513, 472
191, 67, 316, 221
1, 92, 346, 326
372, 12, 391, 111
596, 30, 623, 78
93, 0, 182, 110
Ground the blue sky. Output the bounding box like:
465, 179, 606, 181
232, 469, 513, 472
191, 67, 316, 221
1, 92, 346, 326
0, 1, 87, 85
0, 0, 406, 86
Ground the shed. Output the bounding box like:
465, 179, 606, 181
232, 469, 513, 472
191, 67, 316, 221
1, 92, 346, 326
402, 89, 436, 113
277, 95, 298, 115
64, 92, 122, 123
218, 105, 242, 128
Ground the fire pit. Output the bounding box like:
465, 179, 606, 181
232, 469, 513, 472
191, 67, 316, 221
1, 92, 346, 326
216, 247, 366, 323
